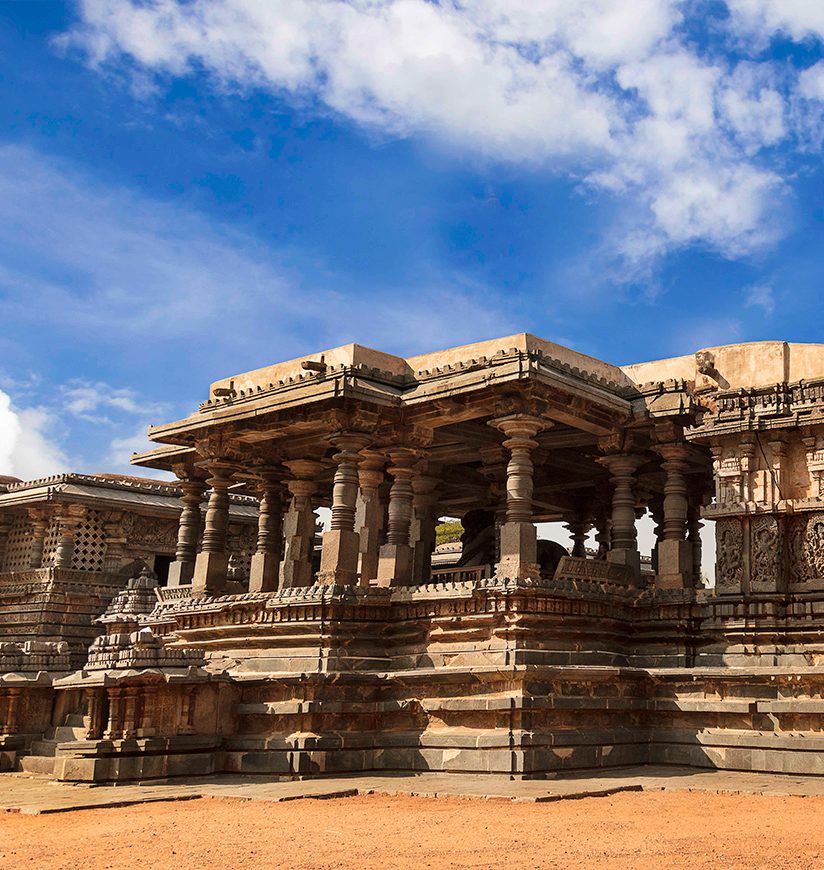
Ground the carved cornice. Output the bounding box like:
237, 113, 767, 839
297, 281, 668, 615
690, 378, 824, 439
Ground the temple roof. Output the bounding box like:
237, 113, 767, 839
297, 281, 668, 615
0, 472, 257, 518
208, 333, 636, 399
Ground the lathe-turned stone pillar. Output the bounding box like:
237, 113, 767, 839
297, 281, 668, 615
377, 449, 418, 586
192, 461, 235, 596
318, 433, 371, 585
356, 451, 386, 587
687, 502, 704, 587
480, 445, 508, 564
168, 478, 206, 587
490, 414, 546, 581
1, 688, 21, 733
121, 688, 139, 740
104, 688, 124, 740
657, 443, 692, 589
599, 453, 644, 583
411, 473, 439, 583
249, 471, 285, 593
280, 459, 323, 588
83, 688, 106, 741
647, 497, 664, 574
564, 514, 591, 558
27, 509, 49, 569
595, 520, 610, 559
53, 505, 86, 569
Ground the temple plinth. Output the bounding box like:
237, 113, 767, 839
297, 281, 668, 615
6, 335, 824, 784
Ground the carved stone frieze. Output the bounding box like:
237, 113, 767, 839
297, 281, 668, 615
789, 512, 824, 589
716, 518, 744, 593
121, 513, 178, 553
750, 514, 782, 593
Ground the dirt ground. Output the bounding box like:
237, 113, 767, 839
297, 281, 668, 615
1, 790, 823, 870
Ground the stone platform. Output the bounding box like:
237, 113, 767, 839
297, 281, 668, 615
6, 766, 824, 815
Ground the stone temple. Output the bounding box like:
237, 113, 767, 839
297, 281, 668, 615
2, 333, 824, 782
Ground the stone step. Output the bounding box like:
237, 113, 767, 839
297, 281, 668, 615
19, 755, 56, 776
29, 740, 58, 757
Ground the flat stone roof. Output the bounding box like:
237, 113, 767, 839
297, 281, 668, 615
0, 473, 257, 518
209, 332, 635, 399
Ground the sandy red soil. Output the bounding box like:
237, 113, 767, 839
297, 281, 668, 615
1, 791, 822, 869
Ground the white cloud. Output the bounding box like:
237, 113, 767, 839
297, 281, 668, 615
59, 0, 816, 271
799, 61, 824, 101
61, 380, 165, 423
669, 318, 745, 357
0, 142, 515, 481
0, 390, 71, 480
727, 1, 824, 43
105, 425, 173, 479
744, 282, 775, 314
718, 63, 786, 151
0, 143, 510, 355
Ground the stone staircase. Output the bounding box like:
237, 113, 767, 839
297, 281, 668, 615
18, 715, 86, 776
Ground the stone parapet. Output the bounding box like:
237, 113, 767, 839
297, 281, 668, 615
0, 641, 71, 673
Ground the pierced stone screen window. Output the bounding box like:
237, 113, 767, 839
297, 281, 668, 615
2, 515, 33, 572
41, 519, 61, 568
227, 526, 255, 580
71, 510, 107, 572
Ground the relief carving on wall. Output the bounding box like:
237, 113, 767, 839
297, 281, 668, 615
789, 512, 824, 587
750, 515, 782, 591
716, 518, 744, 592
121, 513, 178, 553
789, 515, 811, 586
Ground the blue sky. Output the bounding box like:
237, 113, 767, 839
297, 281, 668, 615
0, 0, 823, 480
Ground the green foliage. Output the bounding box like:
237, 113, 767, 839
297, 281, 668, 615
435, 520, 463, 546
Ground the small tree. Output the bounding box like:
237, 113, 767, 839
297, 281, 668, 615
435, 520, 463, 546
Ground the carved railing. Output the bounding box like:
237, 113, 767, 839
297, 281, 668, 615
429, 565, 492, 584
550, 556, 634, 586
155, 585, 193, 602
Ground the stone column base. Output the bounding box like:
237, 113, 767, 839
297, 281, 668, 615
249, 552, 280, 593
607, 547, 641, 584
495, 522, 540, 581
317, 529, 360, 586
167, 560, 195, 588
192, 551, 228, 596
377, 543, 413, 586
280, 560, 314, 589
656, 539, 693, 589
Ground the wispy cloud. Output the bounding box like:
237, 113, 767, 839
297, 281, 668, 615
58, 0, 824, 274
105, 424, 172, 479
744, 282, 776, 315
61, 380, 166, 424
0, 142, 515, 477
0, 143, 511, 358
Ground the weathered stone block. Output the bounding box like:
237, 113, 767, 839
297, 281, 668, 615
167, 560, 194, 587
377, 543, 413, 586
249, 552, 280, 593
496, 522, 539, 580
606, 547, 640, 584
317, 529, 360, 586
192, 551, 228, 596
656, 539, 693, 588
